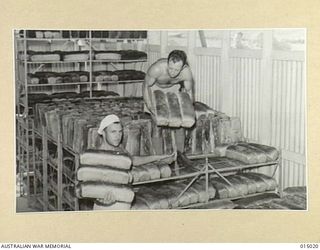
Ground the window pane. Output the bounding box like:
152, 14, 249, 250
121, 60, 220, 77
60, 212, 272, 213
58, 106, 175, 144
230, 30, 263, 49
167, 30, 187, 47
148, 31, 160, 45
196, 30, 222, 48
273, 29, 305, 51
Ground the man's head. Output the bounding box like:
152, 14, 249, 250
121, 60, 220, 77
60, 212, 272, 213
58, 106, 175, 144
98, 114, 123, 147
167, 50, 187, 78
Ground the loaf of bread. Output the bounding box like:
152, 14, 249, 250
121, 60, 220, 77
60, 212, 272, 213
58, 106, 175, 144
194, 101, 216, 119
131, 166, 150, 183
226, 175, 249, 196
166, 92, 182, 127
210, 177, 231, 199
158, 163, 172, 178
30, 52, 60, 62
94, 51, 121, 60
247, 143, 279, 161
77, 165, 131, 184
123, 123, 141, 156
153, 90, 169, 126
141, 163, 161, 180
80, 149, 132, 170
246, 172, 278, 191
178, 92, 195, 127
226, 144, 261, 164
238, 173, 268, 193
93, 201, 131, 210
131, 197, 149, 210
76, 181, 135, 203
62, 51, 89, 61
231, 174, 257, 194
135, 186, 168, 209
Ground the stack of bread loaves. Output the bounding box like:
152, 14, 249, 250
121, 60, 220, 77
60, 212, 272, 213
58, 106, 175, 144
76, 150, 135, 210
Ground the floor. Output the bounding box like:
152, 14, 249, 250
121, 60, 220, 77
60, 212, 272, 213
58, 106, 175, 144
234, 187, 307, 210
16, 197, 41, 213
16, 186, 306, 212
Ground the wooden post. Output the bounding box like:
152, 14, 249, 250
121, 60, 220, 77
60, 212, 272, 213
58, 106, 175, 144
198, 30, 207, 48
187, 30, 196, 69
23, 30, 28, 118
160, 31, 168, 58
89, 31, 93, 98
17, 119, 22, 196
57, 118, 63, 211
255, 30, 274, 176
74, 154, 80, 211
221, 30, 232, 115
42, 125, 48, 211
259, 30, 273, 145
278, 150, 283, 198
31, 120, 36, 197
26, 119, 30, 205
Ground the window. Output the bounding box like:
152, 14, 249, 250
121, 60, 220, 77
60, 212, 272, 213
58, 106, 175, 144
272, 29, 305, 51
148, 31, 160, 45
167, 30, 187, 47
196, 30, 223, 48
230, 30, 263, 49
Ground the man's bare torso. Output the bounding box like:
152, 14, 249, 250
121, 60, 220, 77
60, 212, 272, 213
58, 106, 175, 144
151, 59, 189, 89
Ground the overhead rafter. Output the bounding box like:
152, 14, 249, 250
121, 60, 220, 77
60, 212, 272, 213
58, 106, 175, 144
198, 30, 207, 48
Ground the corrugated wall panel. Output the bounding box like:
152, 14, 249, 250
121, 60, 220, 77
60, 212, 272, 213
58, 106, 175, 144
282, 160, 306, 188
230, 57, 261, 142
270, 59, 305, 188
194, 55, 221, 110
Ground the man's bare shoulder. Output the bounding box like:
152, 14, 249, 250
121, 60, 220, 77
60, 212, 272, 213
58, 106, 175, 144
147, 58, 167, 77
180, 65, 194, 80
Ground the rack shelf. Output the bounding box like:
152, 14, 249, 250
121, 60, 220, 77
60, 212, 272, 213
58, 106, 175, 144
34, 129, 76, 156
92, 59, 147, 63
133, 159, 278, 186
17, 38, 147, 43
178, 191, 278, 209
132, 151, 281, 209
18, 59, 88, 64
18, 59, 146, 64
34, 124, 80, 211
27, 82, 92, 87
15, 30, 148, 117
27, 80, 144, 87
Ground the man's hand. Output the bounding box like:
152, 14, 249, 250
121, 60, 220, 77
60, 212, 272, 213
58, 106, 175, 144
159, 151, 177, 164
97, 191, 116, 205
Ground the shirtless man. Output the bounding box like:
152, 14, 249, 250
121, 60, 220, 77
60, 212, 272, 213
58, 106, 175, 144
143, 50, 195, 114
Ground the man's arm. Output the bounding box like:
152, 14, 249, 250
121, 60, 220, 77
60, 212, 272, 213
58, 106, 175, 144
132, 152, 176, 166
143, 64, 161, 113
143, 73, 156, 113
182, 67, 195, 102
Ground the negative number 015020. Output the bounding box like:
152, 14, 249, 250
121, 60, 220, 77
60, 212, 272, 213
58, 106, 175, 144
300, 244, 319, 248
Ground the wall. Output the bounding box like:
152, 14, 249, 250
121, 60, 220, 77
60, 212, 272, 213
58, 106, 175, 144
147, 30, 306, 188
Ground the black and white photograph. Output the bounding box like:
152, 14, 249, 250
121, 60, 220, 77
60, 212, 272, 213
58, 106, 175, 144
15, 29, 306, 212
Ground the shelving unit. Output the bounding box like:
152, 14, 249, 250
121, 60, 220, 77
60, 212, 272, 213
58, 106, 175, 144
15, 29, 148, 117
132, 153, 281, 209
27, 111, 281, 211
34, 125, 80, 211
15, 30, 148, 208
16, 117, 41, 206
15, 30, 283, 211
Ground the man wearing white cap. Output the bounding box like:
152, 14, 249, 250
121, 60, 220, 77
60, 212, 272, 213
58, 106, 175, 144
91, 114, 176, 209
98, 114, 176, 166
97, 114, 124, 151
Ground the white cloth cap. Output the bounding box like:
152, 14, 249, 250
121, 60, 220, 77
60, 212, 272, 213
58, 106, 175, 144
97, 114, 120, 135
